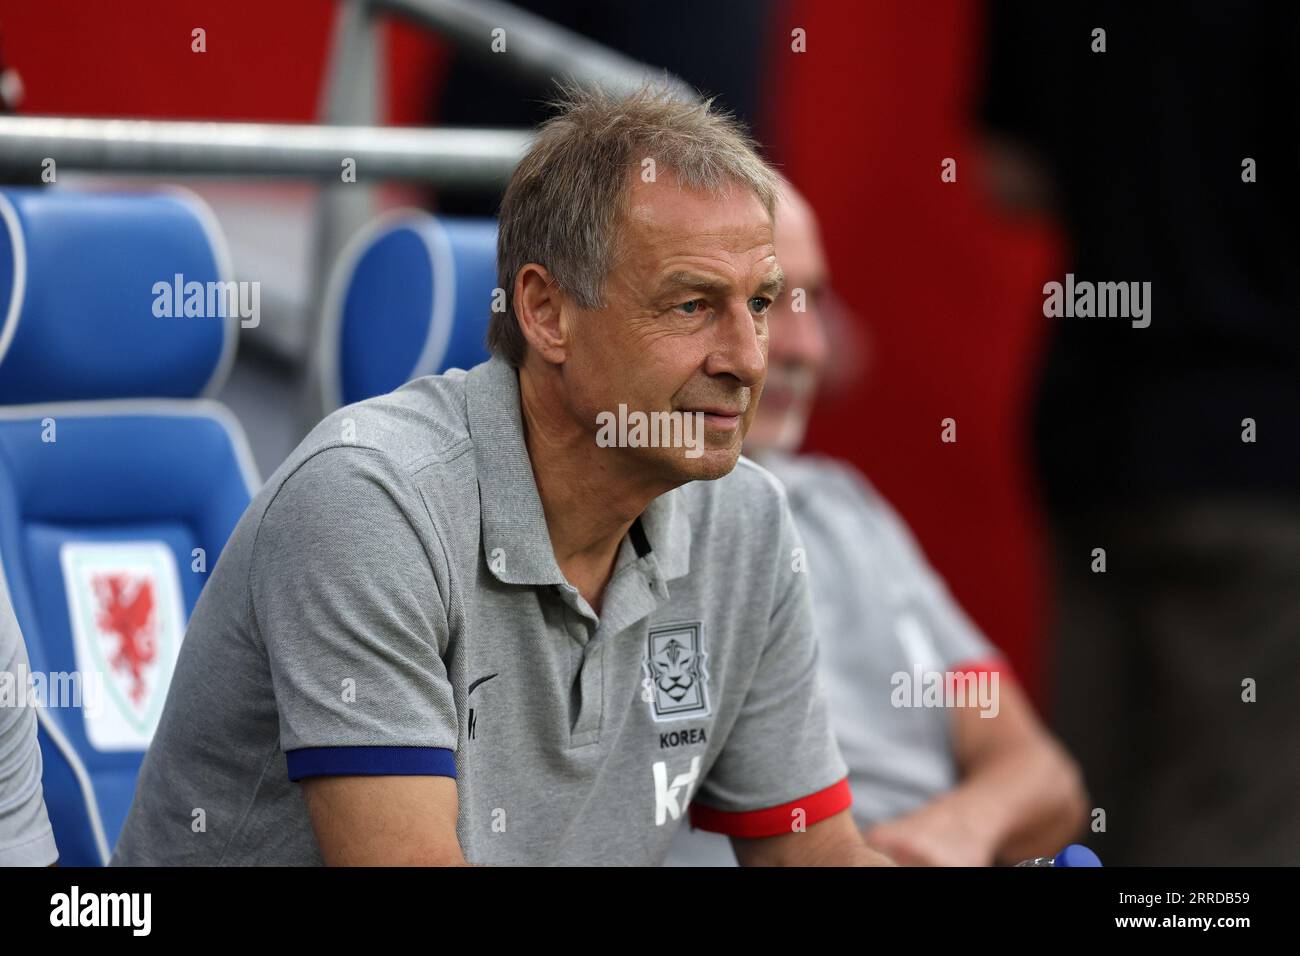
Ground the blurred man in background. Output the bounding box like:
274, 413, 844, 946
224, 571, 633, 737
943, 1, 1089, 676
981, 1, 1300, 865
667, 181, 1087, 867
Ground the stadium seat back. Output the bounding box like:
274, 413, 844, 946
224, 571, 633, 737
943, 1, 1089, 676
0, 188, 259, 865
320, 211, 496, 411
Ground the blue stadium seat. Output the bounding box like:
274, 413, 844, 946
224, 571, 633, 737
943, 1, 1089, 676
319, 211, 496, 411
0, 187, 260, 865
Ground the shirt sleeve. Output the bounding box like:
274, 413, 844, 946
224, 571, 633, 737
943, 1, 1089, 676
689, 490, 851, 838
0, 573, 59, 866
248, 445, 459, 782
857, 476, 1013, 682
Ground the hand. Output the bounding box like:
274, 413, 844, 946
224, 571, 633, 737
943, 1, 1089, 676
861, 799, 997, 867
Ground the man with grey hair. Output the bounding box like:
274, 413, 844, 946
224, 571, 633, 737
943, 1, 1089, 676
112, 85, 892, 866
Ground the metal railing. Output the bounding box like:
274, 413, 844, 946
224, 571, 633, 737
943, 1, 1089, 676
0, 0, 693, 432
0, 0, 690, 180
0, 116, 529, 183
374, 0, 692, 99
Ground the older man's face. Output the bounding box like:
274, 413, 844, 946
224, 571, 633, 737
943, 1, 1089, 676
743, 190, 832, 454
563, 170, 780, 483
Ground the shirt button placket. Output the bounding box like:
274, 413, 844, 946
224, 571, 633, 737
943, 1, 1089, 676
570, 640, 603, 747
560, 600, 601, 747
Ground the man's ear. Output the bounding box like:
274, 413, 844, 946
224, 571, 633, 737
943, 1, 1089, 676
514, 263, 569, 364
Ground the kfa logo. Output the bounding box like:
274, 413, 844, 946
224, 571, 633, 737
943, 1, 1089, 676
652, 755, 701, 826
641, 621, 709, 722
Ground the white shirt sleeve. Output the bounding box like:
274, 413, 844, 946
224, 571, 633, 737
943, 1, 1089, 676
0, 572, 59, 866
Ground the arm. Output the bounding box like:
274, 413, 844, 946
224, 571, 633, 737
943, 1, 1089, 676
252, 447, 463, 866
733, 809, 894, 867
863, 674, 1088, 866
302, 776, 468, 866
688, 479, 891, 867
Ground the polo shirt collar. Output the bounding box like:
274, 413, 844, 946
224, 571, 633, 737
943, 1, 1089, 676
466, 354, 692, 590
637, 478, 692, 585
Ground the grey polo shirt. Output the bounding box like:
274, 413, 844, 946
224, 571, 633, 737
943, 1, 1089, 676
112, 355, 849, 866
0, 564, 59, 866
666, 451, 1004, 866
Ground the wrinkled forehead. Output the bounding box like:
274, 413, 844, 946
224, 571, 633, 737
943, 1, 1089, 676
618, 173, 775, 262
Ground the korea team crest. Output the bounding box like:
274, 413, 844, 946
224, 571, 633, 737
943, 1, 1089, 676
59, 541, 186, 751
641, 621, 710, 721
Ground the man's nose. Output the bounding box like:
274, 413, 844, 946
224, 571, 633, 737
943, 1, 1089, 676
704, 300, 767, 386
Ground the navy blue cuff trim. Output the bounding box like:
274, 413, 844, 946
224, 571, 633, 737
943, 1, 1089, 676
285, 746, 457, 782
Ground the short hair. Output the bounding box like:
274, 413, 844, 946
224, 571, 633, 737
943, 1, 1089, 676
490, 82, 779, 366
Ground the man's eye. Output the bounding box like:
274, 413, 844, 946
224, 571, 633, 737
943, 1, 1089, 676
675, 299, 707, 315
750, 297, 772, 314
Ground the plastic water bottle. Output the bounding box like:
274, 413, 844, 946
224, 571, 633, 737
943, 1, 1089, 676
1015, 844, 1102, 867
